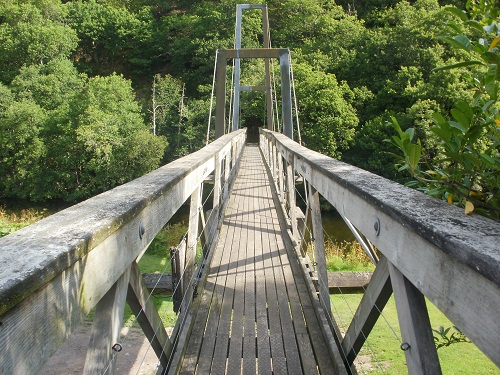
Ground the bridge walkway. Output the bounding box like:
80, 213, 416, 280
178, 144, 337, 374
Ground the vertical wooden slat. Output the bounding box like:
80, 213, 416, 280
388, 262, 442, 375
286, 157, 297, 237
83, 268, 131, 375
278, 153, 284, 199
308, 184, 331, 318
213, 152, 222, 220
184, 186, 201, 298
223, 153, 231, 201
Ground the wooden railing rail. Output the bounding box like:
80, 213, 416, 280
260, 129, 500, 374
0, 129, 246, 375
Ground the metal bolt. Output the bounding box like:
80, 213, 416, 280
400, 342, 411, 351
374, 218, 381, 236
139, 224, 145, 240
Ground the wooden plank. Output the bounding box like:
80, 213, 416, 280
143, 273, 173, 294
252, 148, 272, 375
172, 154, 241, 374
210, 192, 243, 374
177, 200, 232, 374
265, 153, 334, 375
226, 48, 287, 59
342, 256, 392, 364
388, 261, 442, 375
263, 177, 303, 375
242, 153, 257, 375
83, 268, 131, 375
328, 272, 372, 292
142, 271, 373, 295
259, 167, 287, 375
226, 156, 250, 374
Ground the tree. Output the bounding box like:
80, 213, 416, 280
0, 96, 46, 200
387, 2, 499, 219
1, 62, 167, 201
293, 63, 359, 158
0, 2, 78, 83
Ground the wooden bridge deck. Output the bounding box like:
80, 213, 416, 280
178, 144, 337, 374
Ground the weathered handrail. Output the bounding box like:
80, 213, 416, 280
0, 129, 246, 374
260, 129, 500, 373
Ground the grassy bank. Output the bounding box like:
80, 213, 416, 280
331, 294, 498, 374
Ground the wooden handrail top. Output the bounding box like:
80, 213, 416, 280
0, 130, 245, 316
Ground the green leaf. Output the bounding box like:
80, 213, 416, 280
405, 127, 415, 141
480, 153, 498, 165
484, 64, 498, 84
482, 52, 500, 65
455, 101, 475, 119
482, 100, 495, 111
485, 82, 498, 100
406, 141, 421, 170
432, 60, 484, 72
444, 7, 468, 21
451, 108, 471, 130
437, 35, 472, 52
432, 112, 449, 127
449, 120, 467, 132
465, 20, 485, 33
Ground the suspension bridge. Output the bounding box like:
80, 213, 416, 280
1, 4, 499, 375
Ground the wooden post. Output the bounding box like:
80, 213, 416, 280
213, 152, 222, 220
279, 49, 293, 140
215, 50, 227, 139
83, 268, 131, 375
170, 239, 185, 313
286, 157, 297, 237
127, 262, 171, 369
308, 184, 331, 318
199, 210, 208, 258
388, 262, 442, 375
185, 186, 201, 298
223, 153, 231, 200
270, 140, 276, 180
277, 152, 284, 199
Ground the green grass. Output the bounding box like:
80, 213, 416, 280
138, 221, 188, 274
0, 204, 52, 237
324, 240, 376, 272
331, 294, 499, 374
123, 295, 177, 329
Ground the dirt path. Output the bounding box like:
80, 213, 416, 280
40, 324, 162, 375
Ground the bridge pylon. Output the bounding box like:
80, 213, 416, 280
214, 4, 293, 140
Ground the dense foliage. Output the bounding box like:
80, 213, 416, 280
1, 0, 497, 214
